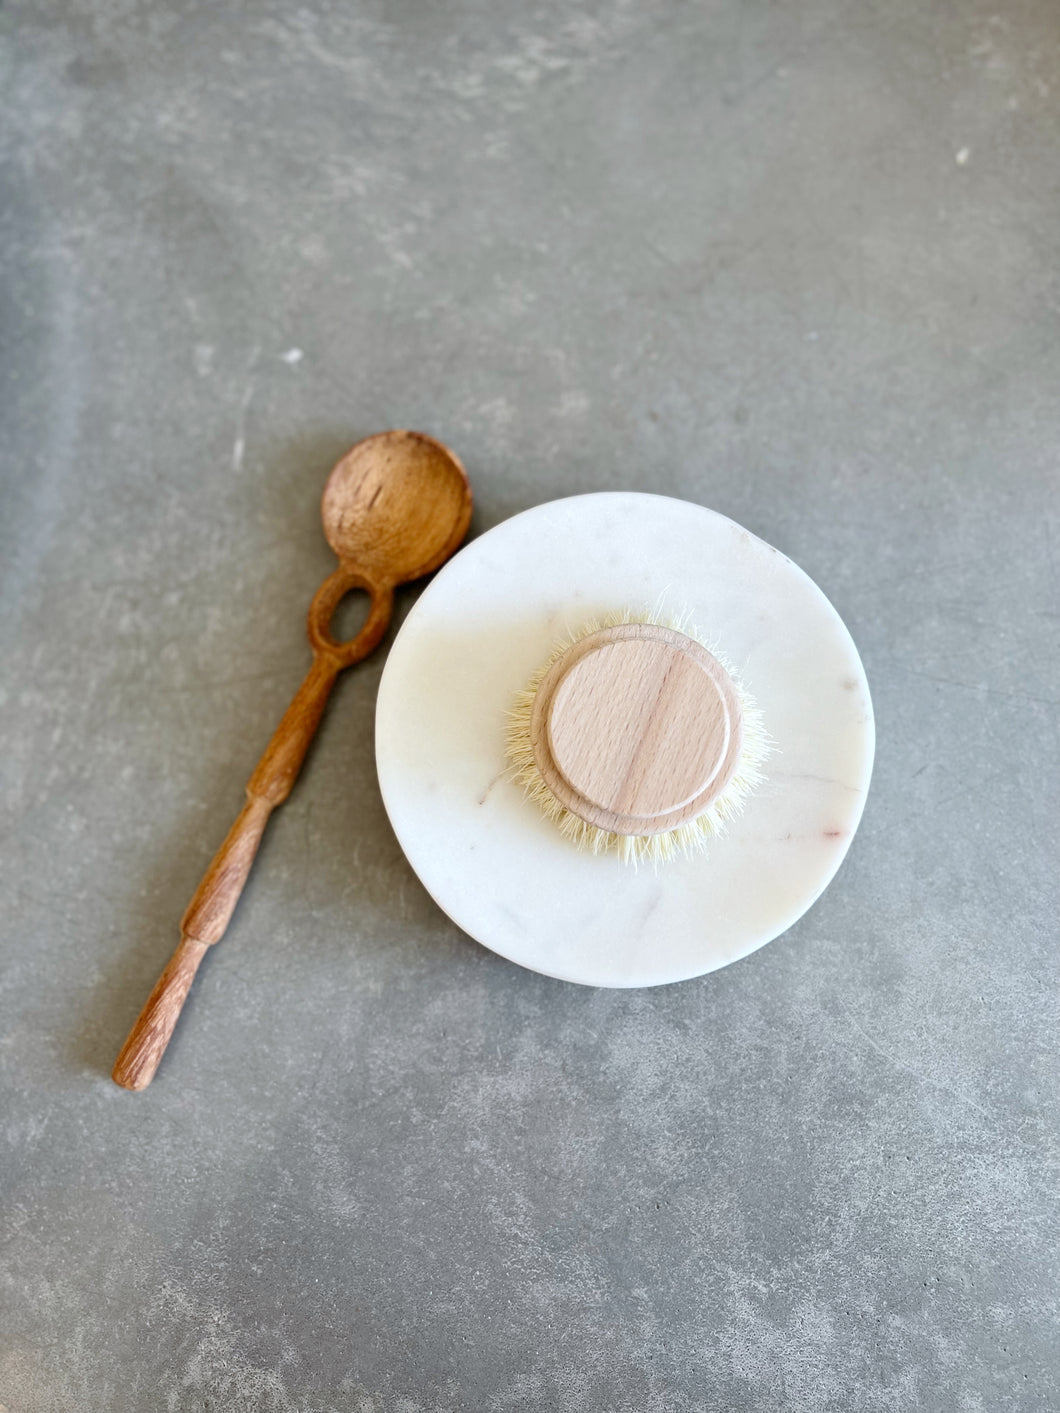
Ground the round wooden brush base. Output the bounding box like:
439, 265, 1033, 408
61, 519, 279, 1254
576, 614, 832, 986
528, 623, 744, 837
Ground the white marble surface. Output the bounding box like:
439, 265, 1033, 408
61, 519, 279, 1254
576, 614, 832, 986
376, 493, 874, 986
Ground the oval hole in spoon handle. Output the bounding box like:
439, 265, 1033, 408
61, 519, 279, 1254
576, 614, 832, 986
112, 431, 472, 1090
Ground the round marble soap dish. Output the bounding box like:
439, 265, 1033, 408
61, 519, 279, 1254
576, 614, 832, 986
375, 492, 874, 987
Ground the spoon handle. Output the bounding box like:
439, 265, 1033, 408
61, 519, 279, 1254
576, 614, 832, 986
112, 651, 344, 1090
113, 574, 397, 1090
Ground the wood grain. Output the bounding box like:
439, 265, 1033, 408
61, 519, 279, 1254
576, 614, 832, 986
529, 623, 744, 837
112, 431, 471, 1091
110, 936, 211, 1091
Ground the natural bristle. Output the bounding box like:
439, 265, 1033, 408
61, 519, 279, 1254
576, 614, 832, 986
504, 609, 773, 865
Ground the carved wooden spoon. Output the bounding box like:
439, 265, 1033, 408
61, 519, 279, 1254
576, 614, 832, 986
112, 430, 472, 1090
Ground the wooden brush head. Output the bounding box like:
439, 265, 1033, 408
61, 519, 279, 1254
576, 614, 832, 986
528, 622, 744, 838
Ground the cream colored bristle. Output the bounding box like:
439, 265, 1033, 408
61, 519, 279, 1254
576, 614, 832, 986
504, 609, 773, 865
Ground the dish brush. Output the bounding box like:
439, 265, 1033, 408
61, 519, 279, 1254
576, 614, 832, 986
506, 611, 772, 865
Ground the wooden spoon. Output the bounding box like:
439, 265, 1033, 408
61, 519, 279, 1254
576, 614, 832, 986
112, 430, 472, 1090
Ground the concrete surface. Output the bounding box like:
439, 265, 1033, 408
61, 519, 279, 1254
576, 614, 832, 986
1, 1, 1058, 1409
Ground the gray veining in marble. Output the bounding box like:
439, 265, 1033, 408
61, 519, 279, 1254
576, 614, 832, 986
1, 1, 1058, 1410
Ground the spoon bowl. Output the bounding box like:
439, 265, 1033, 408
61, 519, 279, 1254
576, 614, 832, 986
322, 430, 471, 584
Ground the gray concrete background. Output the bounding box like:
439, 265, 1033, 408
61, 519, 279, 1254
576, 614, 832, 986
1, 1, 1057, 1409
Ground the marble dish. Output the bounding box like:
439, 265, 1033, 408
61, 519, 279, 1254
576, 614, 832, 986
375, 492, 874, 987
